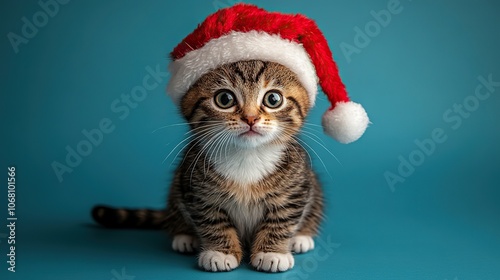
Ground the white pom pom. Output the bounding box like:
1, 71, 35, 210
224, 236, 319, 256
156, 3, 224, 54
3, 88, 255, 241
322, 101, 369, 144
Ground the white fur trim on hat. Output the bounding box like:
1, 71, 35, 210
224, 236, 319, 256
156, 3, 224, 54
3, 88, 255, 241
168, 30, 318, 106
321, 101, 369, 144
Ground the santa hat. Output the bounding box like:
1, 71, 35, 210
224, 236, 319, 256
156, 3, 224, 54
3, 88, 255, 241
167, 4, 369, 144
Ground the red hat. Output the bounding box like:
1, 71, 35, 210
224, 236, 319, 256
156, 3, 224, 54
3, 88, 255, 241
167, 4, 369, 144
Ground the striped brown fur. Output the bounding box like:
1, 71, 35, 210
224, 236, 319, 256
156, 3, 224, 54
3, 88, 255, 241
92, 60, 324, 272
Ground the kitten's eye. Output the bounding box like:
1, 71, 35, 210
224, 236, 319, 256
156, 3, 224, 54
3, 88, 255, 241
263, 91, 283, 108
214, 90, 236, 109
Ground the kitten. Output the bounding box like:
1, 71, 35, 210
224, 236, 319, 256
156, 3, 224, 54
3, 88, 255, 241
92, 60, 324, 272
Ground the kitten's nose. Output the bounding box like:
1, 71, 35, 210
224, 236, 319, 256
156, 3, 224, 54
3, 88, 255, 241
242, 115, 260, 126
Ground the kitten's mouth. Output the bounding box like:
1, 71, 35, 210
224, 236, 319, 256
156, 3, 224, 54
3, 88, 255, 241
239, 129, 262, 137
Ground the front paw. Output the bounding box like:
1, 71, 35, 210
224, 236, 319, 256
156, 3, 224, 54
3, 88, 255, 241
251, 252, 294, 272
198, 250, 239, 272
172, 234, 199, 253
291, 235, 315, 254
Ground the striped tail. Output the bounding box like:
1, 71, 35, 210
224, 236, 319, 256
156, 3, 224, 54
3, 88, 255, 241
91, 205, 166, 229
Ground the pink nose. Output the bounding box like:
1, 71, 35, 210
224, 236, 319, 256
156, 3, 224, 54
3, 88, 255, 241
242, 115, 260, 126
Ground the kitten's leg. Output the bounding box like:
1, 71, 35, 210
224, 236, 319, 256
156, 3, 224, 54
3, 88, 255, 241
291, 195, 323, 254
166, 206, 199, 253
250, 209, 302, 272
164, 182, 199, 253
193, 208, 242, 272
292, 182, 324, 254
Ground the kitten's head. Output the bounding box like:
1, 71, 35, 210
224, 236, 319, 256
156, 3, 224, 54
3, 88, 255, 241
180, 60, 310, 148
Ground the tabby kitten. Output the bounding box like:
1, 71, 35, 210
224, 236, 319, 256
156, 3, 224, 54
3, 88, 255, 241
92, 60, 324, 272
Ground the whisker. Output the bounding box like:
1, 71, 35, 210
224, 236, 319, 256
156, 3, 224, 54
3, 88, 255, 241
189, 130, 226, 185
168, 130, 219, 169
204, 131, 226, 174
152, 120, 223, 133
302, 122, 323, 128
178, 128, 222, 168
162, 125, 215, 164
214, 131, 231, 165
281, 122, 341, 167
299, 129, 326, 146
184, 123, 224, 135
294, 136, 333, 181
279, 128, 313, 169
300, 133, 342, 166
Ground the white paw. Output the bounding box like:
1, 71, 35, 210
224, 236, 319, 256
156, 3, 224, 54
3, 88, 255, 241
252, 252, 294, 272
172, 234, 199, 253
198, 250, 239, 272
291, 235, 315, 254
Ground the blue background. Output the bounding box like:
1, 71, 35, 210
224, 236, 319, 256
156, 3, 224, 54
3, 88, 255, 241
1, 0, 499, 279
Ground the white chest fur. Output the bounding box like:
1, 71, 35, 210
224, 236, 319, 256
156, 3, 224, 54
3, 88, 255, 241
225, 200, 264, 239
211, 144, 284, 238
212, 144, 284, 186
